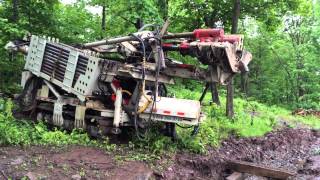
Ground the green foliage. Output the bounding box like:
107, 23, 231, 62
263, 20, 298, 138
291, 115, 320, 129
55, 2, 102, 43
168, 0, 302, 32
240, 5, 320, 110
0, 16, 26, 93
0, 99, 116, 151
132, 125, 177, 154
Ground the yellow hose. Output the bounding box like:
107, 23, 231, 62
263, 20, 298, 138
137, 92, 153, 113
121, 89, 132, 96
137, 56, 153, 114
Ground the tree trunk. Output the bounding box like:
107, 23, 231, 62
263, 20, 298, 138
211, 82, 221, 105
234, 0, 246, 93
158, 0, 169, 20
11, 0, 19, 23
162, 0, 169, 20
232, 0, 247, 94
231, 0, 240, 34
135, 18, 144, 30
227, 0, 240, 118
296, 55, 304, 101
240, 72, 248, 94
101, 5, 106, 38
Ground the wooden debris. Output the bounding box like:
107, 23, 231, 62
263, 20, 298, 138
227, 160, 296, 180
292, 108, 320, 118
226, 172, 243, 180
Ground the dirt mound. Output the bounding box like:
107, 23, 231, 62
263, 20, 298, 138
161, 128, 320, 179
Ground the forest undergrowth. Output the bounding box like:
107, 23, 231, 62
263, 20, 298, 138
0, 86, 318, 159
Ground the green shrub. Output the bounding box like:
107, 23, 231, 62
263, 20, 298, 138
0, 99, 114, 150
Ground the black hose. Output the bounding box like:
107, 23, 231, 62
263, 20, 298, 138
191, 125, 200, 136
176, 124, 193, 129
130, 34, 146, 59
131, 33, 147, 82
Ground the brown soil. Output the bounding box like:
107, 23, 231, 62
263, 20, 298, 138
0, 128, 319, 180
0, 146, 153, 180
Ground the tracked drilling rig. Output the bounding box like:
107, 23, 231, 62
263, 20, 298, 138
5, 23, 252, 139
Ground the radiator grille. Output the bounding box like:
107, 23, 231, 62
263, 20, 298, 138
73, 55, 89, 87
40, 43, 88, 87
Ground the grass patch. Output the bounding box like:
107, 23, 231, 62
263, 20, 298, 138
278, 114, 320, 129
293, 115, 320, 129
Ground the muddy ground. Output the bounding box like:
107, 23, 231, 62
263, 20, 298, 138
162, 128, 320, 180
0, 128, 319, 180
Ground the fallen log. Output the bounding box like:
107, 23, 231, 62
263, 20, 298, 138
292, 108, 320, 118
226, 160, 296, 179
226, 172, 243, 180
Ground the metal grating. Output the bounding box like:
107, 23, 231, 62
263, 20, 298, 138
72, 55, 89, 87
40, 43, 88, 85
